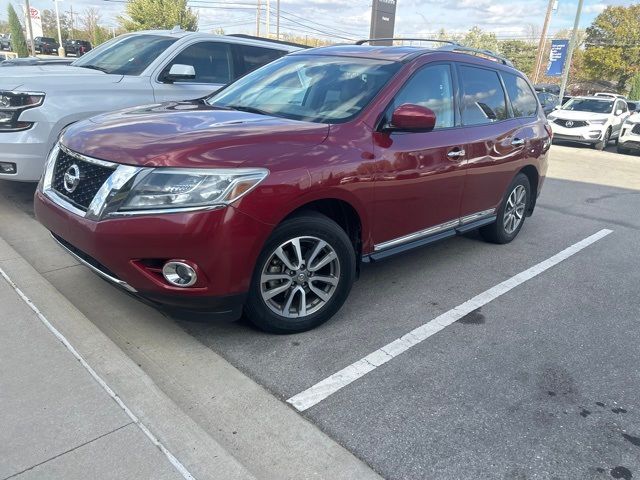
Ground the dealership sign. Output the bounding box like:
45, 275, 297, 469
546, 39, 569, 77
23, 6, 44, 39
369, 0, 397, 45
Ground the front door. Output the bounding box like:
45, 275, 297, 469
372, 63, 467, 248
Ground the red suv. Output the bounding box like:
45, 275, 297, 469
35, 42, 550, 333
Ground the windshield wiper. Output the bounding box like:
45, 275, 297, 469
226, 105, 273, 117
78, 64, 110, 74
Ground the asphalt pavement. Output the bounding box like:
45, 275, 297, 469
0, 145, 639, 480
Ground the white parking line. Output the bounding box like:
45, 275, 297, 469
0, 267, 197, 480
287, 228, 613, 412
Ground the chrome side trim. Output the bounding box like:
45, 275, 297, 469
374, 219, 460, 252
374, 208, 496, 252
59, 143, 119, 169
51, 234, 137, 293
460, 208, 496, 225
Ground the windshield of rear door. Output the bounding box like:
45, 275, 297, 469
73, 34, 178, 75
562, 98, 614, 114
206, 55, 401, 124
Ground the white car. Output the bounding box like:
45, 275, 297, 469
617, 111, 640, 154
0, 29, 300, 181
548, 96, 631, 150
594, 92, 627, 100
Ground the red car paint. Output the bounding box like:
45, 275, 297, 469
35, 46, 550, 319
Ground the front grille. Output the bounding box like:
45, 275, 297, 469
52, 148, 116, 210
553, 119, 588, 128
632, 123, 640, 135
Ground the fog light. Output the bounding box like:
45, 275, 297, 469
0, 162, 16, 174
162, 261, 197, 287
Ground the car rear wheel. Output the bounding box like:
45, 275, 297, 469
245, 212, 356, 334
480, 173, 531, 244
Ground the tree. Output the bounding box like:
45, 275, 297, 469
118, 0, 198, 31
461, 27, 498, 52
628, 73, 640, 100
7, 3, 28, 57
583, 5, 640, 91
79, 7, 103, 45
41, 9, 72, 41
498, 40, 537, 77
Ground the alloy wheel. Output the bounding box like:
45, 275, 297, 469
503, 185, 527, 235
260, 236, 341, 318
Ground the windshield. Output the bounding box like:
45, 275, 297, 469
562, 98, 614, 114
73, 34, 177, 75
206, 55, 400, 124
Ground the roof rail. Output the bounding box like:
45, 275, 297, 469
355, 38, 457, 46
437, 44, 514, 67
228, 34, 310, 49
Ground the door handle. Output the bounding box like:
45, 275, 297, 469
447, 148, 466, 160
511, 138, 525, 147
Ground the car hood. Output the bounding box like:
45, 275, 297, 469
626, 112, 640, 123
550, 110, 610, 122
0, 65, 122, 91
61, 101, 330, 168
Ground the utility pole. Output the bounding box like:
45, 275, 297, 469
256, 0, 261, 36
54, 0, 64, 56
276, 0, 280, 40
24, 0, 35, 55
67, 4, 75, 39
532, 0, 555, 84
266, 0, 270, 38
559, 0, 584, 100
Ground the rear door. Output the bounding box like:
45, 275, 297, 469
372, 62, 467, 248
152, 41, 234, 102
456, 64, 534, 219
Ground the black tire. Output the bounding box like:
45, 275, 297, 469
244, 212, 356, 334
617, 144, 629, 155
480, 173, 531, 244
594, 128, 611, 150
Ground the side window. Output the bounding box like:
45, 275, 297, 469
459, 65, 509, 125
616, 100, 628, 113
501, 72, 538, 118
163, 42, 232, 84
391, 64, 455, 129
238, 45, 286, 76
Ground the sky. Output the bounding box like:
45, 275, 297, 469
0, 0, 636, 41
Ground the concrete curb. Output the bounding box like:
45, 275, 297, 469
0, 236, 256, 480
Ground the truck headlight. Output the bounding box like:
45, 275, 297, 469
0, 91, 45, 131
118, 168, 269, 213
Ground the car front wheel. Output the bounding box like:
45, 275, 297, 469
594, 128, 611, 150
480, 173, 531, 244
245, 212, 356, 333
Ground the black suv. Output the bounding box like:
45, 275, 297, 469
33, 37, 59, 54
64, 39, 92, 57
0, 34, 10, 51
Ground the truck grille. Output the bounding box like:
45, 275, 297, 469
52, 148, 116, 210
553, 119, 588, 128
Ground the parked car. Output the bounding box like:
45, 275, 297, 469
0, 29, 301, 181
548, 96, 631, 150
537, 91, 559, 115
64, 39, 92, 57
1, 33, 11, 51
594, 92, 626, 100
35, 42, 551, 333
33, 37, 60, 54
617, 111, 640, 154
534, 83, 560, 95
562, 95, 572, 105
1, 56, 74, 67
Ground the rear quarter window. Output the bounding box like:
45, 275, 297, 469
502, 72, 538, 118
459, 65, 509, 125
238, 45, 286, 76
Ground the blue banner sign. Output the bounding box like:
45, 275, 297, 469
546, 40, 569, 77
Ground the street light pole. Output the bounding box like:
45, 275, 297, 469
54, 0, 65, 57
276, 0, 280, 40
533, 0, 555, 84
559, 0, 584, 100
24, 0, 35, 55
266, 0, 270, 38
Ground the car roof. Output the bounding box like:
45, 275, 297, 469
125, 29, 300, 52
569, 96, 620, 102
289, 44, 520, 72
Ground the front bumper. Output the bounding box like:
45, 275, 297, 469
550, 123, 606, 145
0, 121, 55, 182
35, 189, 273, 319
619, 126, 640, 151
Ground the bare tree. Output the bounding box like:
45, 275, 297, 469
79, 7, 101, 43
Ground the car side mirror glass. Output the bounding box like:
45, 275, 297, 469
163, 64, 196, 83
389, 104, 437, 132
615, 109, 623, 116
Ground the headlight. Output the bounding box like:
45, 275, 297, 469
0, 91, 45, 131
119, 168, 269, 212
589, 119, 607, 125
547, 114, 556, 121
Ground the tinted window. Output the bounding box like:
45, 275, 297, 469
163, 42, 232, 84
239, 45, 285, 75
503, 72, 538, 117
390, 64, 455, 129
459, 65, 508, 125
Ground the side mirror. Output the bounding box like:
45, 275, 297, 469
389, 104, 436, 132
616, 109, 623, 116
163, 63, 196, 83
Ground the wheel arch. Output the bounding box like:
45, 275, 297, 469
518, 164, 539, 215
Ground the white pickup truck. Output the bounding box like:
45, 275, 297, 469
0, 29, 299, 181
